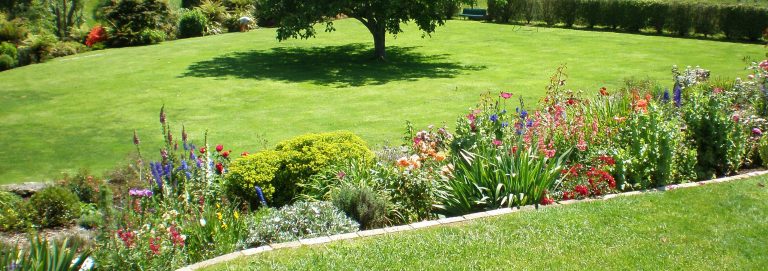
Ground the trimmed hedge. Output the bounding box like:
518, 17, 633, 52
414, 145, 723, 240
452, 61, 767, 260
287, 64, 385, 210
486, 0, 768, 41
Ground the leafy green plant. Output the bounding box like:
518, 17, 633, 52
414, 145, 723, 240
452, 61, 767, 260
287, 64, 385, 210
0, 191, 27, 232
332, 185, 391, 230
437, 144, 569, 216
178, 8, 208, 38
0, 54, 13, 71
28, 186, 81, 228
59, 168, 102, 203
77, 203, 103, 229
245, 201, 358, 247
104, 0, 175, 47
0, 236, 92, 271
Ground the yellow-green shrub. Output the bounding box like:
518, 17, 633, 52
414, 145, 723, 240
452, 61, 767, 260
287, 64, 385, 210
274, 131, 374, 202
225, 150, 283, 207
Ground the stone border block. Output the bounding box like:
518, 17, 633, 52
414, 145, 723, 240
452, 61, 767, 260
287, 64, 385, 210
270, 241, 302, 249
300, 236, 332, 246
463, 211, 491, 220
357, 228, 386, 237
241, 246, 272, 256
486, 208, 514, 216
384, 225, 413, 233
437, 216, 466, 225
410, 220, 440, 229
329, 232, 360, 241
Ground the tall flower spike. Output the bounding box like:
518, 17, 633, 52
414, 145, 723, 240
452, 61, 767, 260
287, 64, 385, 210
673, 84, 682, 107
133, 130, 140, 145
255, 186, 267, 207
160, 105, 166, 124
182, 125, 188, 143
662, 88, 670, 103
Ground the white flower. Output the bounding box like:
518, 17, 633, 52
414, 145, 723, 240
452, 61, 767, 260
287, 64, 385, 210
200, 218, 207, 226
73, 256, 94, 271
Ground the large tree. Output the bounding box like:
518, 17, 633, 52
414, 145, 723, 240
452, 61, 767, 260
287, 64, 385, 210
257, 0, 468, 60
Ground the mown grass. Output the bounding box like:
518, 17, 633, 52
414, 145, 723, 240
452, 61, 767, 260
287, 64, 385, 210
0, 19, 764, 183
204, 175, 768, 271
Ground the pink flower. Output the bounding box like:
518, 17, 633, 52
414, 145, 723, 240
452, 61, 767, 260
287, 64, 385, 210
733, 114, 740, 122
492, 139, 502, 147
216, 144, 224, 152
748, 74, 755, 80
544, 149, 556, 158
500, 92, 513, 99
467, 114, 476, 122
753, 128, 763, 136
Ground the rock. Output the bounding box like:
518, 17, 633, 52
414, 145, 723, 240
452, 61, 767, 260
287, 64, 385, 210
1, 182, 51, 198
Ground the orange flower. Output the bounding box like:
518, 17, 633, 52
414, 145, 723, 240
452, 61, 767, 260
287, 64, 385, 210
635, 99, 648, 112
435, 152, 446, 162
599, 87, 609, 96
397, 157, 410, 167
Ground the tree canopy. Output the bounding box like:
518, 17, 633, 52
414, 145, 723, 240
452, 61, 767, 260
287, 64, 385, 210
257, 0, 468, 60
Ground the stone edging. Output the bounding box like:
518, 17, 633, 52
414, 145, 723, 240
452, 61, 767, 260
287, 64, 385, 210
175, 170, 768, 271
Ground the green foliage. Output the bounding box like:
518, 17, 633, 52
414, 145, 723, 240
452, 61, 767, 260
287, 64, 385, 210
275, 131, 374, 205
759, 135, 768, 168
104, 0, 175, 47
666, 2, 693, 36
538, 0, 556, 26
0, 191, 27, 231
0, 236, 91, 271
225, 150, 283, 207
332, 185, 390, 230
0, 54, 13, 71
59, 168, 102, 203
0, 18, 26, 43
578, 0, 602, 28
184, 203, 248, 263
645, 1, 668, 33
437, 145, 569, 216
22, 33, 56, 63
29, 186, 81, 228
178, 8, 207, 38
50, 41, 87, 58
77, 203, 103, 229
245, 201, 358, 247
256, 0, 471, 58
614, 103, 694, 189
46, 0, 85, 39
618, 1, 647, 33
692, 4, 719, 37
553, 0, 577, 27
683, 86, 749, 178
719, 5, 768, 41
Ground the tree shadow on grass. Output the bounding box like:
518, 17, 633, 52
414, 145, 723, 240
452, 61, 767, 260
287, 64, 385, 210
180, 43, 486, 87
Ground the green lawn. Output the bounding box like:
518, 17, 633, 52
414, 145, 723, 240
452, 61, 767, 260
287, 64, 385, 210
0, 19, 764, 184
204, 175, 768, 270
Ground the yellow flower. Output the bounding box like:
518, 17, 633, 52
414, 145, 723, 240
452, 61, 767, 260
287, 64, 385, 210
217, 212, 223, 221
216, 203, 221, 209
234, 211, 240, 220
221, 223, 228, 230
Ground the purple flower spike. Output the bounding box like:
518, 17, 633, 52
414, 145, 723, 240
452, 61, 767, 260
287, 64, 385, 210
255, 186, 267, 207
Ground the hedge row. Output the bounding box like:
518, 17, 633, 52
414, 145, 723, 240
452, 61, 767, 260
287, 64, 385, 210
486, 0, 768, 41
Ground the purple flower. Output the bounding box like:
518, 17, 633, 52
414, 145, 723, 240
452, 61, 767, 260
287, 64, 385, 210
501, 121, 509, 128
150, 162, 162, 186
255, 186, 267, 207
526, 119, 534, 127
129, 188, 153, 197
673, 84, 682, 107
753, 128, 763, 136
490, 114, 499, 122
160, 149, 168, 159
662, 89, 670, 103
520, 110, 528, 119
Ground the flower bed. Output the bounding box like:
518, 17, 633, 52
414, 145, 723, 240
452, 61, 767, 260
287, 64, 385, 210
3, 61, 768, 270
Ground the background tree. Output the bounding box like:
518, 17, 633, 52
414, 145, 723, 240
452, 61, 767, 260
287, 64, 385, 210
256, 0, 470, 60
47, 0, 85, 39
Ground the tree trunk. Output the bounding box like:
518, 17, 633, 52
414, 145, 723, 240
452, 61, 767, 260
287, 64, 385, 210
372, 27, 386, 60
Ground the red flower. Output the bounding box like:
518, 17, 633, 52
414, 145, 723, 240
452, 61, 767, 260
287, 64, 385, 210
85, 25, 107, 47
574, 185, 589, 197
562, 191, 573, 200
599, 87, 609, 96
492, 139, 502, 147
597, 155, 615, 166
222, 151, 230, 158
149, 237, 161, 255
241, 152, 249, 157
200, 147, 206, 154
540, 196, 555, 205
567, 98, 577, 106
117, 229, 136, 248
215, 163, 224, 174
216, 144, 224, 152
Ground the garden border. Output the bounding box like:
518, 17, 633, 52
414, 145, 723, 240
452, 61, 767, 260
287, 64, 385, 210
175, 170, 768, 271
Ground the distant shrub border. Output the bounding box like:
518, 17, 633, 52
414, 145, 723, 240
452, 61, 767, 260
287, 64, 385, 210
175, 169, 768, 271
486, 0, 768, 41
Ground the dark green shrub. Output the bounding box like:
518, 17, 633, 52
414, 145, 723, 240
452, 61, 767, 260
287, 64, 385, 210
578, 0, 602, 29
0, 191, 28, 231
182, 0, 202, 8
77, 203, 103, 229
539, 0, 557, 26
666, 2, 692, 36
225, 150, 283, 207
332, 185, 390, 230
519, 0, 537, 24
487, 0, 510, 23
274, 131, 375, 205
178, 8, 208, 38
692, 4, 719, 37
0, 54, 13, 71
245, 201, 358, 246
645, 1, 668, 34
0, 18, 25, 43
553, 0, 578, 27
601, 0, 621, 29
24, 34, 56, 63
105, 0, 175, 47
29, 186, 81, 228
619, 0, 647, 33
719, 5, 768, 41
